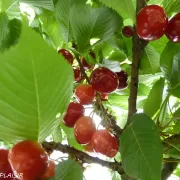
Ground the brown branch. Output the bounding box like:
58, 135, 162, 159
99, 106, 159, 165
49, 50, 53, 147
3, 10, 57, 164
161, 162, 178, 180
127, 1, 148, 126
42, 141, 125, 175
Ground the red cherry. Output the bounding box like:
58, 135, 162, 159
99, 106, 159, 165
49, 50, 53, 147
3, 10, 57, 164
116, 70, 128, 89
122, 26, 134, 38
81, 52, 95, 70
90, 67, 119, 93
73, 67, 82, 82
58, 49, 74, 64
74, 116, 96, 144
9, 140, 48, 180
0, 149, 17, 180
92, 130, 119, 158
63, 102, 85, 127
165, 13, 180, 43
75, 84, 96, 105
137, 5, 168, 41
41, 160, 55, 179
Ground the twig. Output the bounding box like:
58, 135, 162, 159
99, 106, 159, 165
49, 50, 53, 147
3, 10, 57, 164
42, 141, 125, 175
127, 0, 148, 126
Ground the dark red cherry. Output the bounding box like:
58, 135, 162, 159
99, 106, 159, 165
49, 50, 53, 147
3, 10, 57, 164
63, 102, 85, 127
137, 5, 168, 41
90, 67, 119, 93
92, 129, 119, 158
58, 49, 74, 64
74, 116, 96, 144
81, 52, 95, 70
73, 67, 82, 82
116, 70, 128, 89
9, 140, 48, 180
41, 160, 55, 179
122, 26, 135, 38
165, 13, 180, 43
75, 84, 96, 105
0, 149, 17, 180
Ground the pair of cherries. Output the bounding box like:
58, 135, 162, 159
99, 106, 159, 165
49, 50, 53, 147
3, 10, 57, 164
123, 5, 180, 43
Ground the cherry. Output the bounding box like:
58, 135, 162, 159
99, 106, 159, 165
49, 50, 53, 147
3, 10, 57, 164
58, 49, 74, 64
122, 26, 134, 38
137, 5, 168, 41
41, 160, 55, 179
74, 116, 96, 144
81, 52, 95, 70
92, 129, 119, 158
63, 102, 85, 127
165, 13, 180, 43
75, 84, 96, 105
9, 140, 48, 180
73, 67, 82, 82
90, 67, 119, 93
0, 149, 17, 180
116, 70, 128, 89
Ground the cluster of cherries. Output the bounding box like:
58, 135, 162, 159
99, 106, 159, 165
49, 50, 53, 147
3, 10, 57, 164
58, 48, 129, 157
0, 140, 55, 180
122, 5, 180, 42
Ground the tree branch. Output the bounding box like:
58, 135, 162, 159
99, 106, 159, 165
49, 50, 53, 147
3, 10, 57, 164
127, 0, 148, 126
42, 141, 125, 175
161, 162, 178, 180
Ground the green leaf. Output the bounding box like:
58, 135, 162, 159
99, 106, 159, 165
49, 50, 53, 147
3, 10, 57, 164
140, 45, 160, 74
55, 159, 83, 180
160, 42, 180, 98
39, 10, 63, 48
97, 0, 136, 22
167, 145, 180, 159
0, 12, 21, 51
54, 0, 73, 43
6, 1, 21, 20
143, 78, 165, 118
0, 21, 74, 142
70, 4, 123, 52
120, 114, 163, 180
52, 125, 62, 143
163, 0, 180, 16
19, 0, 54, 11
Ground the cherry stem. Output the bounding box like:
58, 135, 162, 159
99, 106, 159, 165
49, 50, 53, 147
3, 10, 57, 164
42, 141, 125, 175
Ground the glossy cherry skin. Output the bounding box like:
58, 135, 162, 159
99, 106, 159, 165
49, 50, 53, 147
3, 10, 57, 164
63, 102, 85, 127
81, 52, 95, 70
58, 49, 74, 64
73, 67, 82, 82
74, 116, 96, 144
165, 13, 180, 43
41, 160, 55, 179
116, 70, 128, 89
9, 140, 48, 180
137, 5, 168, 41
75, 84, 96, 105
90, 67, 119, 94
92, 130, 119, 158
0, 149, 17, 180
122, 26, 134, 38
